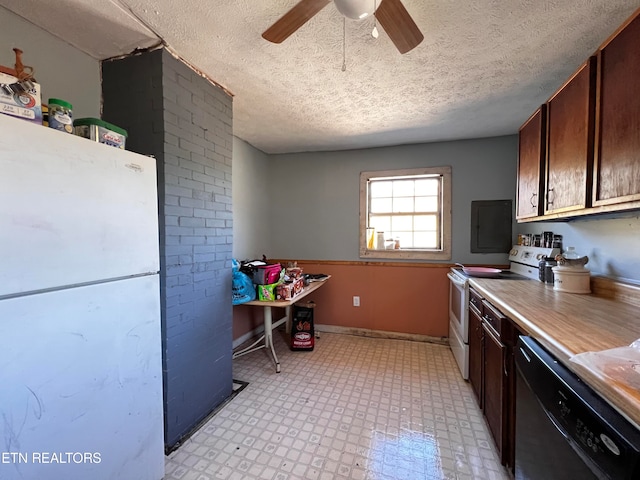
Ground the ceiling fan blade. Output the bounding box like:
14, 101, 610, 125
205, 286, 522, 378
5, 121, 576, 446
374, 0, 424, 54
263, 0, 331, 43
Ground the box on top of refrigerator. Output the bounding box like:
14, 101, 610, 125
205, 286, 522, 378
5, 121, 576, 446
0, 73, 42, 125
74, 117, 128, 149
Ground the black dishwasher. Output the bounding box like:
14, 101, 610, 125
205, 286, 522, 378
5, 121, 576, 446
515, 336, 640, 479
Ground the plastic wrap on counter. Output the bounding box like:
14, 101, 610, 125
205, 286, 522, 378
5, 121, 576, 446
570, 339, 640, 390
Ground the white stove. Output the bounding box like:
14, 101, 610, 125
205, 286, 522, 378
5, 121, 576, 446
509, 245, 561, 280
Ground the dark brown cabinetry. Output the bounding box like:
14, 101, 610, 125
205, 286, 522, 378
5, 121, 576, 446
594, 11, 640, 207
483, 322, 506, 456
545, 57, 596, 215
516, 7, 640, 222
481, 300, 509, 464
468, 289, 519, 472
516, 106, 546, 219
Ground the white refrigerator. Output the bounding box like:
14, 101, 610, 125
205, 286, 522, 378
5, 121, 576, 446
0, 115, 164, 479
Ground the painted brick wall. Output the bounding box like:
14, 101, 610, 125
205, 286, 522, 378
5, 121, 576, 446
101, 48, 233, 450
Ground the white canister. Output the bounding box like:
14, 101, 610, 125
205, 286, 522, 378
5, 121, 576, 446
552, 266, 591, 294
376, 232, 385, 250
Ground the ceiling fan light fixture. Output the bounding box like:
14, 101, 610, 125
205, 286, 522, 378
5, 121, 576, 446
333, 0, 376, 20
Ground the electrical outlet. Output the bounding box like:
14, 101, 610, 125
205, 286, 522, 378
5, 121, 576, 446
353, 296, 360, 307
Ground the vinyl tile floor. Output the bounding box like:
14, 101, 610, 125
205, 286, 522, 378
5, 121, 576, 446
164, 330, 510, 480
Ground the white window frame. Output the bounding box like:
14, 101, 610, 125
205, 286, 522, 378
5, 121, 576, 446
359, 166, 452, 260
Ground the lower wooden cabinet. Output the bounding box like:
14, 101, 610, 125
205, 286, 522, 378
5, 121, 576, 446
483, 322, 507, 463
468, 289, 518, 472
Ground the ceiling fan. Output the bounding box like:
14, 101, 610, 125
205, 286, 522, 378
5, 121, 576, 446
262, 0, 424, 54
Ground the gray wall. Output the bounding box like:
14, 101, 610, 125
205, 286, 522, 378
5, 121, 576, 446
265, 136, 519, 265
519, 214, 640, 284
232, 137, 271, 260
102, 49, 234, 450
0, 6, 100, 119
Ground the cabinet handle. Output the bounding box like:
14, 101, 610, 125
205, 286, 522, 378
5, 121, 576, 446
547, 187, 555, 205
529, 192, 537, 208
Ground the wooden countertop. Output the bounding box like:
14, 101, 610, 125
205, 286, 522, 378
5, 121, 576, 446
468, 276, 640, 428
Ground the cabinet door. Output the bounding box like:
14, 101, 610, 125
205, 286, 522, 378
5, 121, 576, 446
505, 320, 523, 476
594, 11, 640, 206
483, 322, 507, 463
516, 106, 546, 219
545, 57, 596, 214
468, 304, 483, 407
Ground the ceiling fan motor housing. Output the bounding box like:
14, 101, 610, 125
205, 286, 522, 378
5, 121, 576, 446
262, 0, 423, 54
333, 0, 376, 19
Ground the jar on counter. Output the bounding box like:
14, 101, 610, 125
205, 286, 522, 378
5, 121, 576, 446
538, 257, 557, 283
544, 258, 557, 284
563, 246, 580, 259
48, 98, 73, 133
538, 258, 547, 282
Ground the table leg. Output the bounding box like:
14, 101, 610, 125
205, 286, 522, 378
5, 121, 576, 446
263, 306, 281, 373
285, 305, 292, 334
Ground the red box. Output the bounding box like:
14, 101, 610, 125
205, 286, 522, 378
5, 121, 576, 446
276, 277, 304, 300
291, 301, 315, 351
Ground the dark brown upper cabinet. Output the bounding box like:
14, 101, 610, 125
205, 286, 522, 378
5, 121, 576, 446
516, 106, 546, 219
544, 57, 597, 215
594, 10, 640, 207
516, 7, 640, 223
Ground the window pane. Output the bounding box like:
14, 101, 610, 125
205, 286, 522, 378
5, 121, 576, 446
397, 232, 412, 248
370, 180, 392, 197
392, 197, 413, 213
391, 215, 413, 231
415, 178, 439, 196
415, 196, 438, 212
414, 215, 437, 231
392, 180, 414, 197
414, 231, 439, 249
370, 216, 391, 235
371, 197, 392, 213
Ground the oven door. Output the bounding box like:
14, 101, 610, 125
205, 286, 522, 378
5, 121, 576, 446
448, 270, 470, 380
447, 271, 469, 343
449, 319, 469, 380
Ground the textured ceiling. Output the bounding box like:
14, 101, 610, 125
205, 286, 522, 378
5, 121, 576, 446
2, 0, 639, 154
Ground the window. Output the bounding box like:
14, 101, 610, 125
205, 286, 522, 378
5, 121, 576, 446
359, 166, 451, 260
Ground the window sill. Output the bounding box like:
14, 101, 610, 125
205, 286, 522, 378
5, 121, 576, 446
359, 248, 451, 261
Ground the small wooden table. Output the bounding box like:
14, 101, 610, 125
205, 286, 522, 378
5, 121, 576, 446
233, 277, 330, 373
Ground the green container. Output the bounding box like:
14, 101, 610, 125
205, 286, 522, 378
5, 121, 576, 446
74, 117, 128, 149
48, 98, 73, 133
